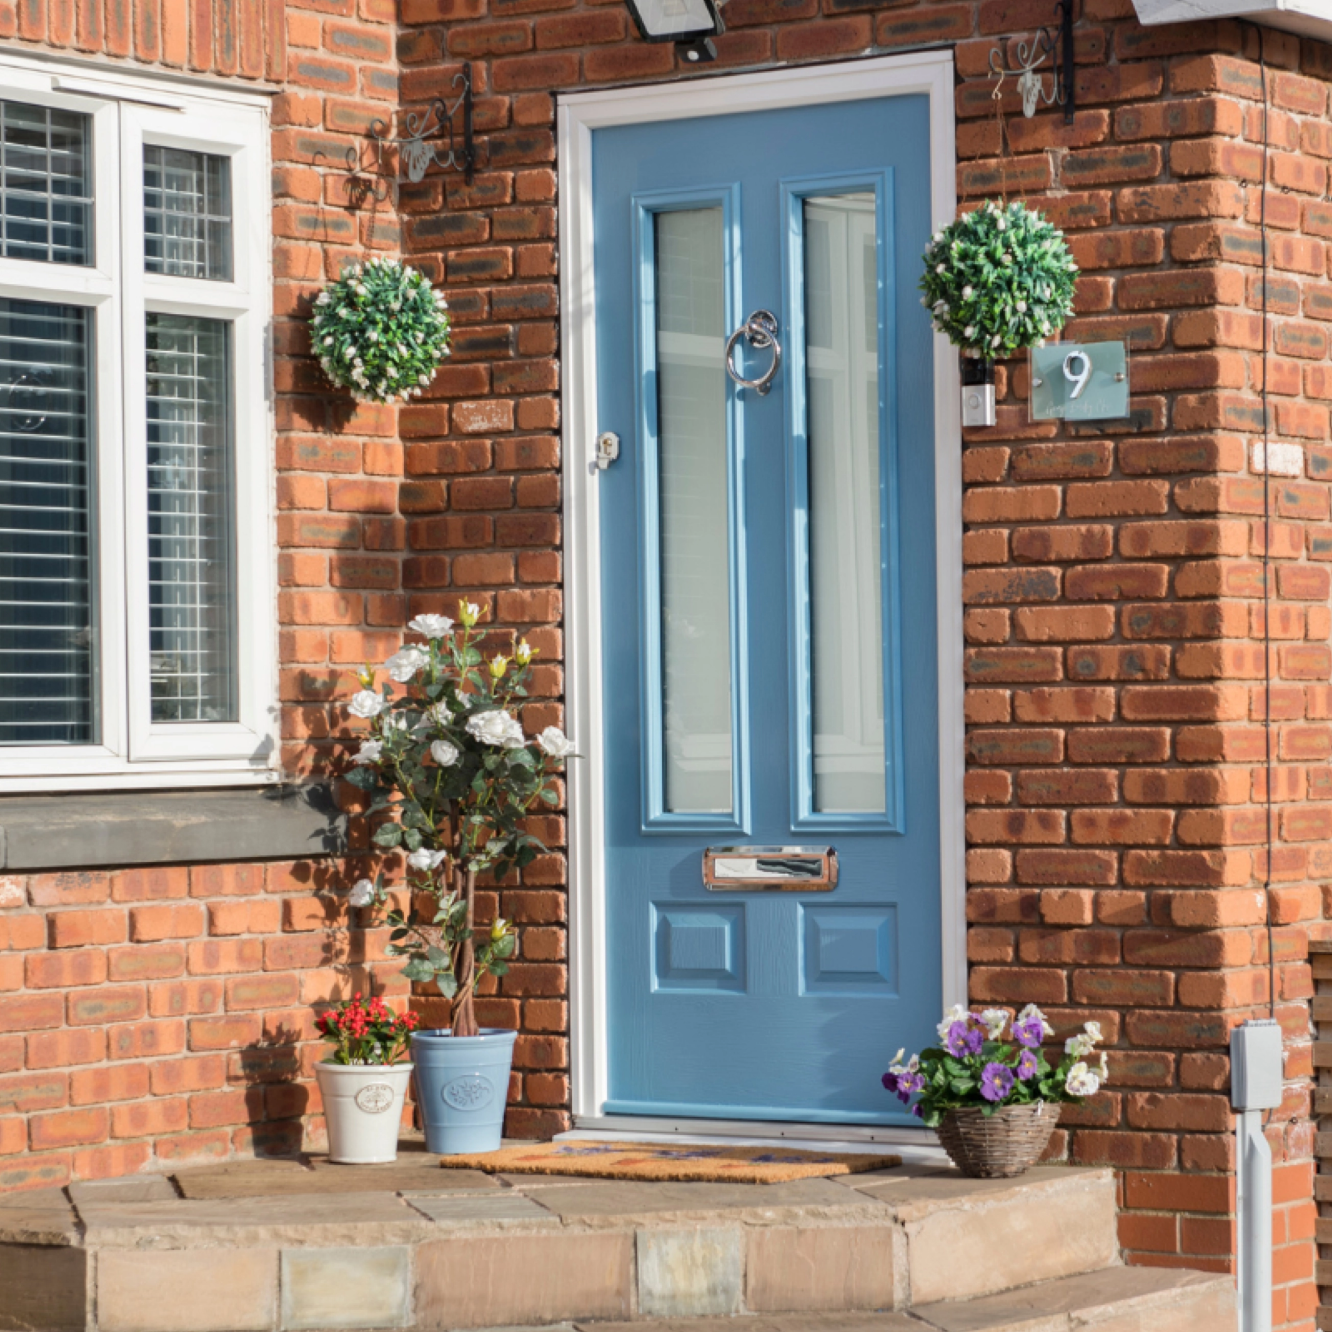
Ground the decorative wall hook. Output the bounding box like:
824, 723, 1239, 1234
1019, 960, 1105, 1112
988, 1, 1076, 124
336, 62, 476, 202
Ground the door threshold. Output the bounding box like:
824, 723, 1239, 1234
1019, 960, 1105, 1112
566, 1114, 948, 1166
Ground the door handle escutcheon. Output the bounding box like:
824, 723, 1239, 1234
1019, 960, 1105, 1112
725, 309, 781, 397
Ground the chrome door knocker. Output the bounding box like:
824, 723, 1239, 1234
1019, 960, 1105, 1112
725, 309, 782, 396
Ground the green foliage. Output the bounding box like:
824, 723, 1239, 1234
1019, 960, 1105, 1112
919, 200, 1077, 358
886, 1007, 1106, 1128
343, 605, 574, 1000
311, 257, 451, 404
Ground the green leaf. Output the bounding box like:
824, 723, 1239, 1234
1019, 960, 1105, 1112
372, 824, 403, 848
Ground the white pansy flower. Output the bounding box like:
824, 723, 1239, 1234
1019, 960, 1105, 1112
1064, 1062, 1100, 1098
348, 878, 375, 908
888, 1048, 920, 1076
349, 690, 387, 719
1065, 1032, 1097, 1059
936, 1003, 967, 1042
408, 612, 454, 640
980, 1009, 1008, 1041
1017, 1004, 1054, 1037
385, 645, 428, 683
466, 709, 526, 749
430, 738, 460, 767
1082, 1020, 1103, 1045
353, 738, 383, 765
406, 847, 448, 873
537, 726, 575, 759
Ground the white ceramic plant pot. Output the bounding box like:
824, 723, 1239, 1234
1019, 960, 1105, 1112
315, 1061, 413, 1164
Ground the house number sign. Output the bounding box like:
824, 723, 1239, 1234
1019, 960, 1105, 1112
1029, 340, 1129, 422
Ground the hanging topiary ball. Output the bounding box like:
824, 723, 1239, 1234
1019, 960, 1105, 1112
311, 257, 451, 404
919, 200, 1078, 360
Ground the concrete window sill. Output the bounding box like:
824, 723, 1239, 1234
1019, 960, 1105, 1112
0, 784, 346, 872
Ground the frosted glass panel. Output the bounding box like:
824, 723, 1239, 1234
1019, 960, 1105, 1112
655, 207, 732, 813
804, 193, 885, 813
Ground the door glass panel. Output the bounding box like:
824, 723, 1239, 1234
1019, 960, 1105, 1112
803, 193, 885, 813
145, 313, 237, 723
0, 299, 93, 744
655, 207, 732, 813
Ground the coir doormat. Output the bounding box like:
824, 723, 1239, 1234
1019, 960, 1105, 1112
438, 1139, 899, 1183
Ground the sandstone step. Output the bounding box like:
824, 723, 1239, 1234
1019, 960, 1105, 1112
562, 1267, 1235, 1332
0, 1159, 1124, 1332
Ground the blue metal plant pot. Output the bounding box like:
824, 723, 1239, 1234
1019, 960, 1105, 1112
410, 1028, 517, 1155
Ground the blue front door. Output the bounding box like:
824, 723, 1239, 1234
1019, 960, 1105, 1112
593, 91, 940, 1124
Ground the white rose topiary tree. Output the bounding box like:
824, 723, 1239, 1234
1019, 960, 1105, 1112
342, 602, 574, 1038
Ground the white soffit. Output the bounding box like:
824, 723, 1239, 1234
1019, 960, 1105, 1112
1133, 0, 1332, 40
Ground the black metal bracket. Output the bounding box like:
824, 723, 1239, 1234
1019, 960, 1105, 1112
987, 2, 1075, 126
338, 62, 474, 204
1055, 0, 1075, 124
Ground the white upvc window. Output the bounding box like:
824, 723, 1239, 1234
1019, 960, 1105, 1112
0, 54, 276, 791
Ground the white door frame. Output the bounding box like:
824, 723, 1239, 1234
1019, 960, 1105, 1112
558, 49, 965, 1131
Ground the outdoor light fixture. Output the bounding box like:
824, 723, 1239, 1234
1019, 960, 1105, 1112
624, 0, 724, 62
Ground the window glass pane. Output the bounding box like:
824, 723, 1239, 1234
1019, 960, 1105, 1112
1, 100, 92, 266
145, 314, 237, 722
655, 207, 732, 814
0, 299, 94, 744
804, 193, 885, 813
144, 146, 233, 281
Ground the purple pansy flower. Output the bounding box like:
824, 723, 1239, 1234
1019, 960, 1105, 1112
882, 1071, 899, 1093
946, 1020, 983, 1058
1013, 1016, 1045, 1050
1016, 1049, 1039, 1081
980, 1061, 1015, 1103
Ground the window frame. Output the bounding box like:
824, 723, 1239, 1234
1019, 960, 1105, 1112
0, 54, 276, 791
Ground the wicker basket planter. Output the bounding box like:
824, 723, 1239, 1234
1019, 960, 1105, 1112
936, 1101, 1058, 1178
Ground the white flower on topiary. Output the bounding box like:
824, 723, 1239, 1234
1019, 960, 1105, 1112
466, 710, 526, 749
353, 738, 383, 765
349, 690, 387, 718
385, 646, 428, 683
311, 257, 451, 405
537, 726, 575, 759
349, 878, 376, 907
430, 738, 460, 767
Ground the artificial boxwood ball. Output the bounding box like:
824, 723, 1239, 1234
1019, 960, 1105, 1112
312, 257, 451, 404
920, 200, 1077, 359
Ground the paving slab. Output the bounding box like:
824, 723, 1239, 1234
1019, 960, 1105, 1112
415, 1231, 634, 1329
406, 1193, 558, 1227
574, 1314, 919, 1332
911, 1266, 1234, 1332
171, 1157, 313, 1198
0, 1243, 86, 1330
77, 1190, 434, 1249
69, 1176, 178, 1205
851, 1164, 1081, 1207
0, 1189, 81, 1246
895, 1169, 1118, 1306
498, 1173, 603, 1188
306, 1157, 503, 1194
98, 1247, 276, 1332
532, 1177, 890, 1226
281, 1245, 411, 1330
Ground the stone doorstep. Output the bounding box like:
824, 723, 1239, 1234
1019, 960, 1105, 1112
570, 1266, 1237, 1332
1, 1162, 1130, 1332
